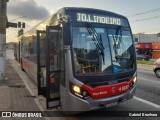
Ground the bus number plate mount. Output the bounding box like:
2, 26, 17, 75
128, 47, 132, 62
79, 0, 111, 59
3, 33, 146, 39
105, 102, 117, 108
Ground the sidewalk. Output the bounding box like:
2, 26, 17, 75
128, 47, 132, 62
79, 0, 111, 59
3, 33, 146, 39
0, 60, 45, 120
0, 56, 69, 120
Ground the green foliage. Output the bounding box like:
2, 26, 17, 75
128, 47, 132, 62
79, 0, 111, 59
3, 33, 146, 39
137, 60, 154, 65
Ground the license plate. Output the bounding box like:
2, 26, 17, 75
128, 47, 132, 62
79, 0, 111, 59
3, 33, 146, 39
106, 102, 117, 107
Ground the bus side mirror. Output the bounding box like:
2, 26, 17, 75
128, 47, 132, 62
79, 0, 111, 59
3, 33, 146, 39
63, 23, 71, 45
59, 15, 69, 23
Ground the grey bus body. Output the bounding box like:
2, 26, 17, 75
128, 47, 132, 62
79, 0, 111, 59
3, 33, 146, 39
17, 7, 137, 112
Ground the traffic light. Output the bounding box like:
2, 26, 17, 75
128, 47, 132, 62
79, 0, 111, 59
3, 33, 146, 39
18, 22, 21, 28
22, 22, 25, 28
17, 22, 25, 28
18, 29, 24, 36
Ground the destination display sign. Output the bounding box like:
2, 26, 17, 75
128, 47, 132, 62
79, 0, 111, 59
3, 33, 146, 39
77, 13, 122, 25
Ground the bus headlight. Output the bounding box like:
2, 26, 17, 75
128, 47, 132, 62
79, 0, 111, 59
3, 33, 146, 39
133, 77, 137, 84
131, 76, 137, 87
70, 83, 90, 99
82, 91, 87, 96
73, 85, 81, 94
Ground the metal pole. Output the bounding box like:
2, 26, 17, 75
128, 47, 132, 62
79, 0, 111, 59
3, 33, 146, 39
0, 0, 7, 80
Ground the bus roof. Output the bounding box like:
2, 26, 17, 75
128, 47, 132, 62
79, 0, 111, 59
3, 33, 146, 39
19, 7, 129, 38
62, 7, 127, 19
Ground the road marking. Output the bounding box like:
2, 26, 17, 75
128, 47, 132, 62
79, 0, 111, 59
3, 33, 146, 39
134, 96, 160, 109
138, 77, 160, 84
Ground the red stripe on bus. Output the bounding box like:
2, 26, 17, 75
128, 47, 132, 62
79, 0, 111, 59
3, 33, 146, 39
82, 77, 134, 99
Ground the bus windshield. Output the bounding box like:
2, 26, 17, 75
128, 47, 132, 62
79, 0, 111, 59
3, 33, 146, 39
72, 26, 135, 75
108, 28, 134, 73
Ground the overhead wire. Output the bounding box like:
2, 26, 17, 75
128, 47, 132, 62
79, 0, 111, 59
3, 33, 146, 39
127, 7, 160, 17
127, 7, 160, 23
130, 15, 160, 22
126, 8, 160, 34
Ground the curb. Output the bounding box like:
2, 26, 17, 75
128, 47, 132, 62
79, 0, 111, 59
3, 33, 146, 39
9, 59, 51, 120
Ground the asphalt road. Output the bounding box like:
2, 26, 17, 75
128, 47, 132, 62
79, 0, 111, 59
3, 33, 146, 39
136, 69, 160, 107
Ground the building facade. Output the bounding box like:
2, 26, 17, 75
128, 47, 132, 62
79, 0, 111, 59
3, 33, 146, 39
133, 33, 160, 43
133, 33, 160, 59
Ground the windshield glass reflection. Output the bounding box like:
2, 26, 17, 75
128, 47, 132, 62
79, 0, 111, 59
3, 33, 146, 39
72, 27, 112, 75
72, 26, 135, 75
108, 29, 134, 73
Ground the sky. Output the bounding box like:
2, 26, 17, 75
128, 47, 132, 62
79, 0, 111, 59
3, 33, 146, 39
6, 0, 160, 42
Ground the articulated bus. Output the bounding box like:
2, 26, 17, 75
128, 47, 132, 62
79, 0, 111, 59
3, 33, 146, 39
16, 7, 137, 111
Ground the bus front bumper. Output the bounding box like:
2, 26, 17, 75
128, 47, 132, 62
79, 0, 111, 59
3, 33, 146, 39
62, 85, 136, 111
88, 85, 136, 110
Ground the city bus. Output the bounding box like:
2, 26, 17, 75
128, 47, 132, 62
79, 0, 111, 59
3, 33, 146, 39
17, 7, 137, 111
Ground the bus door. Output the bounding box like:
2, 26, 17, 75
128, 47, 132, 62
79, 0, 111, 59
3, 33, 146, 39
37, 30, 46, 96
46, 26, 61, 108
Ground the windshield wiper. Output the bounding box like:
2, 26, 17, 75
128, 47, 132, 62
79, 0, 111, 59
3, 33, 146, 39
86, 23, 105, 64
112, 27, 122, 61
